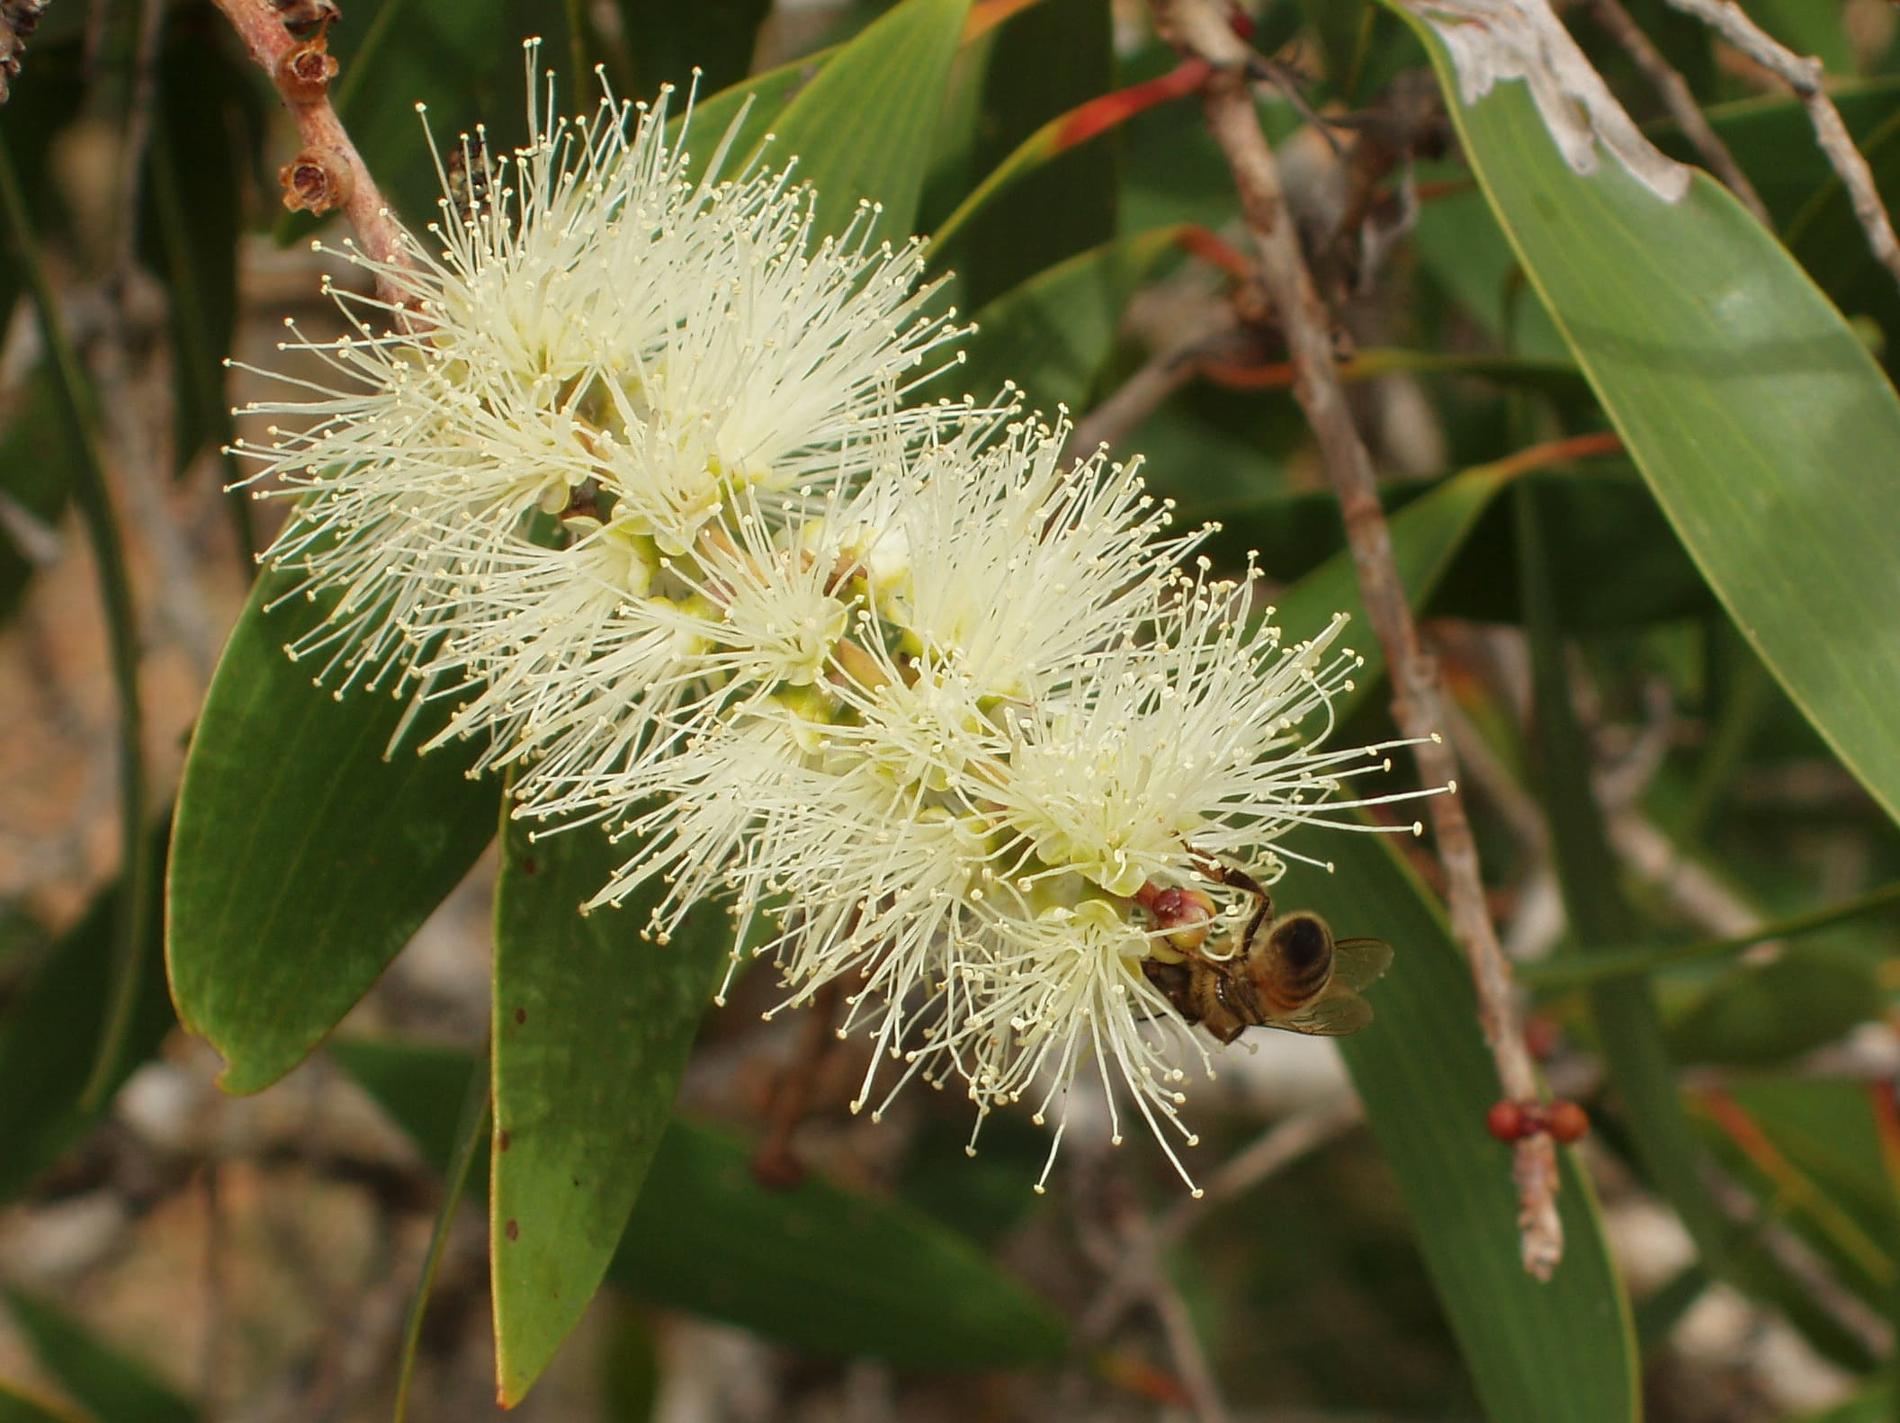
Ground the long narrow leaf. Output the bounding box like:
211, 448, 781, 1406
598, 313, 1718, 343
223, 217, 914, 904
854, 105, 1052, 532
756, 0, 973, 239
1264, 459, 1639, 1421
167, 574, 498, 1094
489, 809, 726, 1405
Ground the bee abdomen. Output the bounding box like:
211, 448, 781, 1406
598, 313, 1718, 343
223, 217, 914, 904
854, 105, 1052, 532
1260, 914, 1335, 1012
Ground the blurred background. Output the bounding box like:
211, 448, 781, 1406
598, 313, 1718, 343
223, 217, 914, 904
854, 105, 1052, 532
2, 0, 1899, 1419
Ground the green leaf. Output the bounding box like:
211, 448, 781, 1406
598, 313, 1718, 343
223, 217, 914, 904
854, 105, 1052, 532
0, 127, 153, 1112
752, 0, 972, 239
952, 226, 1185, 410
1299, 0, 1370, 93
1273, 458, 1516, 715
670, 48, 835, 184
1428, 467, 1707, 629
0, 824, 174, 1202
334, 1039, 1065, 1367
328, 1037, 480, 1167
489, 810, 726, 1405
1786, 102, 1900, 372
1509, 487, 1875, 1367
167, 574, 498, 1094
395, 1050, 488, 1423
597, 1302, 661, 1423
1694, 1093, 1895, 1322
143, 7, 258, 478
3, 1292, 197, 1423
0, 365, 75, 621
1796, 1383, 1894, 1423
1735, 0, 1855, 75
1514, 480, 1733, 1275
1521, 880, 1900, 991
1722, 1080, 1892, 1228
607, 1123, 1064, 1367
1200, 460, 1707, 632
0, 32, 85, 341
1667, 79, 1900, 228
0, 32, 85, 613
1394, 5, 1900, 827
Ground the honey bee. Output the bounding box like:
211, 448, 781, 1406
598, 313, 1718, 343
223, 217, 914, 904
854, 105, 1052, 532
1137, 864, 1392, 1044
446, 134, 493, 223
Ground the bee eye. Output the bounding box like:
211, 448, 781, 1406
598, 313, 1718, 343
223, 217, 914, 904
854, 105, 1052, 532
1275, 915, 1330, 972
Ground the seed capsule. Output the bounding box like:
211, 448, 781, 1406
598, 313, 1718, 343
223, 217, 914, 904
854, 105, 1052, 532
1546, 1100, 1590, 1144
1485, 1100, 1529, 1142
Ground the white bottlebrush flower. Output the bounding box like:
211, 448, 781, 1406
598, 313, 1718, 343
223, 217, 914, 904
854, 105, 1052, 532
231, 44, 964, 711
496, 414, 1181, 823
988, 567, 1425, 899
522, 416, 1437, 1191
812, 415, 1198, 698
418, 480, 861, 788
223, 41, 1439, 1191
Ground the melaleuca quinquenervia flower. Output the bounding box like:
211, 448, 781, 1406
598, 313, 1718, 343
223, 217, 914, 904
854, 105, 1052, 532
232, 49, 1444, 1192
498, 416, 1442, 1190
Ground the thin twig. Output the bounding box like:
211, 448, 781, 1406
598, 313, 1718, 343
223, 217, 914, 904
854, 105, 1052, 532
1074, 1160, 1234, 1423
1147, 1274, 1232, 1423
1662, 0, 1900, 289
1065, 333, 1218, 459
1151, 0, 1563, 1278
208, 0, 413, 298
1582, 0, 1767, 224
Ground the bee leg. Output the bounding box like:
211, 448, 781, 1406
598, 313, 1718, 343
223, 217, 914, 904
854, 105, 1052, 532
1216, 863, 1270, 905
1203, 1011, 1247, 1046
1187, 854, 1275, 932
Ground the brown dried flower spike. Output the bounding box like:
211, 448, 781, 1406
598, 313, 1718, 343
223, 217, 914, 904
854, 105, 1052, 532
280, 147, 353, 214
0, 0, 51, 105
277, 35, 340, 104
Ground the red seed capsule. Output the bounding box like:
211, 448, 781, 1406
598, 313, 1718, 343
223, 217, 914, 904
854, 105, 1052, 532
1546, 1100, 1590, 1144
1486, 1100, 1528, 1142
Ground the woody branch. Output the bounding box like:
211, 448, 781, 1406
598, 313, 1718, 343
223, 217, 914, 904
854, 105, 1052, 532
1147, 0, 1564, 1277
209, 0, 412, 301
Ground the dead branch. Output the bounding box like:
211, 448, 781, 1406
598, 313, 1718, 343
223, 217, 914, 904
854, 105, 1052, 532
1150, 0, 1564, 1278
208, 0, 413, 299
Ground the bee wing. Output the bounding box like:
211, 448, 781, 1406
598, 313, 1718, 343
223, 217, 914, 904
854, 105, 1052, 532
1262, 984, 1375, 1036
1257, 939, 1390, 1037
1330, 937, 1393, 993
